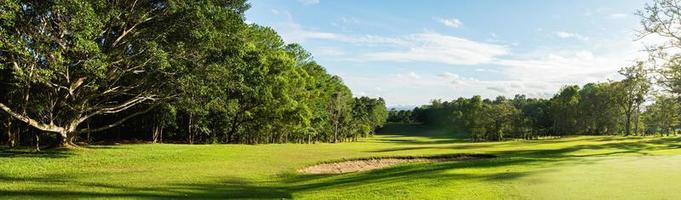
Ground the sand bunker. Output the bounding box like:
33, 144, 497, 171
299, 154, 494, 174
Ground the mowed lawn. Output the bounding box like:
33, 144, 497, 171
3, 126, 681, 199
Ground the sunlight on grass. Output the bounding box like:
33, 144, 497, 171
2, 130, 681, 199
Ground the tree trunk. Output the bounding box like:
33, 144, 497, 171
226, 115, 242, 144
86, 121, 91, 144
152, 125, 160, 143
34, 132, 40, 152
634, 110, 640, 136
187, 114, 193, 144
5, 120, 15, 148
57, 132, 70, 148
56, 128, 78, 148
625, 112, 631, 136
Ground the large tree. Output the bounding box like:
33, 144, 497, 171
639, 0, 681, 101
613, 62, 651, 136
550, 85, 581, 135
644, 94, 680, 135
0, 0, 248, 147
578, 82, 622, 135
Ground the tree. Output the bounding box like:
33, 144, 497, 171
638, 0, 681, 134
327, 79, 353, 143
482, 97, 516, 141
0, 0, 249, 147
351, 97, 388, 140
388, 109, 414, 123
550, 86, 581, 135
612, 62, 651, 136
0, 0, 387, 146
151, 104, 176, 143
520, 98, 552, 138
578, 83, 622, 135
644, 94, 680, 135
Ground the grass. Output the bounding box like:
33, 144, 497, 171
2, 125, 681, 199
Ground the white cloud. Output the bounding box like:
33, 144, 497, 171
260, 11, 656, 105
475, 68, 500, 73
298, 0, 319, 5
487, 86, 507, 93
345, 33, 657, 105
609, 13, 627, 19
494, 52, 620, 84
396, 72, 421, 79
436, 17, 463, 28
407, 72, 421, 79
438, 72, 459, 79
489, 35, 652, 93
340, 17, 362, 25
270, 12, 505, 67
269, 10, 344, 43
438, 72, 480, 85
363, 32, 509, 65
314, 46, 346, 56
270, 11, 411, 46
554, 31, 589, 40
554, 31, 573, 38
343, 72, 549, 106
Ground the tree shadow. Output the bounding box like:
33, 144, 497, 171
370, 137, 469, 145
375, 123, 465, 140
82, 145, 127, 150
0, 173, 293, 199
0, 147, 74, 158
370, 136, 681, 155
0, 156, 545, 199
2, 136, 681, 198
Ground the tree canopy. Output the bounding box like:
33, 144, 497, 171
0, 0, 388, 148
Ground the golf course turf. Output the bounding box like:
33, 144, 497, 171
2, 125, 681, 199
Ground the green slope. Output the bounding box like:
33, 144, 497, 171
2, 128, 681, 199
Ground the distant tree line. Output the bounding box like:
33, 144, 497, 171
0, 0, 387, 149
388, 61, 681, 141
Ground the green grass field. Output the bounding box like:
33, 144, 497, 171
3, 124, 681, 199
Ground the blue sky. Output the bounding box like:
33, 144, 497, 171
246, 0, 653, 106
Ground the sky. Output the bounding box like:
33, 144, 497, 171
246, 0, 656, 107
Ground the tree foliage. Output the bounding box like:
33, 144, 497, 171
391, 80, 655, 141
0, 0, 387, 147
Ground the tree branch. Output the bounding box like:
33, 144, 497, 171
77, 104, 157, 134
111, 16, 154, 48
80, 94, 157, 124
0, 102, 64, 133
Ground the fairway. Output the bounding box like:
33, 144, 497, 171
5, 0, 681, 199
2, 126, 681, 199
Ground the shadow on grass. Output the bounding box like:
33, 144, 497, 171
0, 146, 608, 198
0, 172, 293, 199
0, 158, 534, 199
375, 123, 465, 139
368, 142, 499, 153
2, 136, 681, 198
0, 147, 74, 158
0, 144, 133, 158
370, 135, 681, 155
0, 183, 292, 199
82, 145, 129, 150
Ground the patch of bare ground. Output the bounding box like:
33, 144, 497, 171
299, 154, 495, 174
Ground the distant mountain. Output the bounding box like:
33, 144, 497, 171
387, 105, 417, 111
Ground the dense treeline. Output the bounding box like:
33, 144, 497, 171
0, 0, 387, 148
387, 63, 681, 140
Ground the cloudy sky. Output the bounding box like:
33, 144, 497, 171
246, 0, 655, 107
